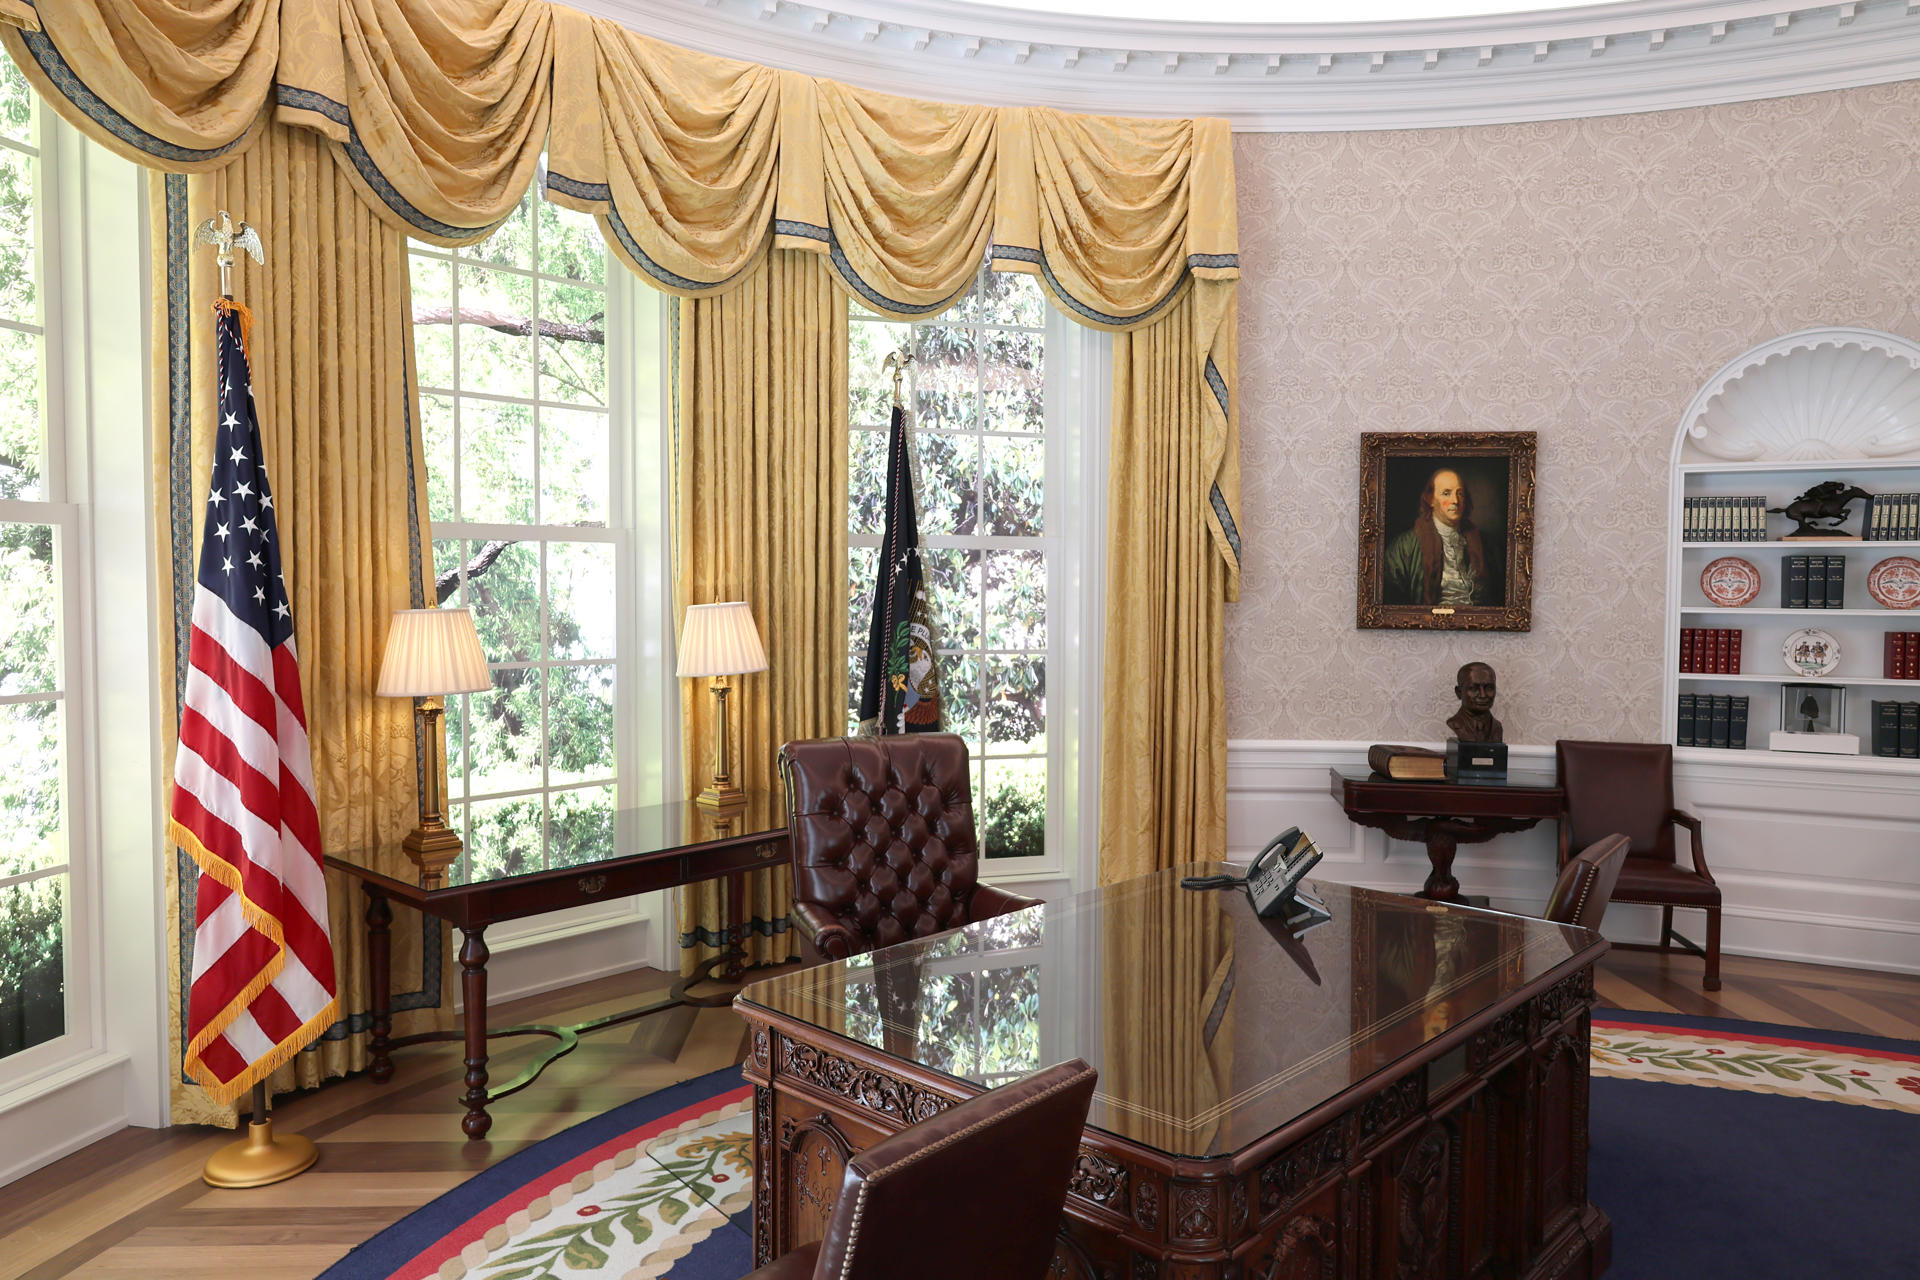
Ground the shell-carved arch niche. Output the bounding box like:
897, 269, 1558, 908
1676, 328, 1920, 465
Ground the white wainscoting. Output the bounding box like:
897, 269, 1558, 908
1226, 741, 1920, 976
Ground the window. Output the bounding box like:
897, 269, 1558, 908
0, 54, 70, 1065
411, 191, 626, 883
847, 269, 1054, 863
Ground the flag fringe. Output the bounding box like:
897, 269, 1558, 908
172, 817, 336, 1100
213, 297, 255, 361
184, 994, 342, 1107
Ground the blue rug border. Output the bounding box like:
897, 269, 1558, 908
318, 1065, 750, 1280
1593, 1007, 1920, 1058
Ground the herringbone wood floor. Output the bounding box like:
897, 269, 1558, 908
5, 949, 1918, 1280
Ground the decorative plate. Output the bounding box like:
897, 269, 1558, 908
1867, 556, 1920, 610
1782, 627, 1842, 677
1700, 557, 1762, 607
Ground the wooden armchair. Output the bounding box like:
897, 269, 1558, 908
1555, 740, 1721, 989
777, 733, 1041, 961
1543, 833, 1630, 934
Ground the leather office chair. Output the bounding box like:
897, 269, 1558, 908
1543, 833, 1630, 933
778, 733, 1041, 961
1555, 740, 1721, 989
742, 1058, 1098, 1280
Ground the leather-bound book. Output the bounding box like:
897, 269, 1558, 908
1366, 744, 1446, 780
1825, 555, 1845, 609
1677, 693, 1697, 748
1902, 703, 1920, 760
1729, 696, 1748, 750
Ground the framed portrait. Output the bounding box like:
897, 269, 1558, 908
1357, 431, 1536, 631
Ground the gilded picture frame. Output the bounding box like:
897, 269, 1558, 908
1357, 431, 1536, 632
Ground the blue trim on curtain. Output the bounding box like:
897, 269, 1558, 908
275, 85, 512, 245
989, 243, 1189, 330
17, 25, 254, 166
548, 169, 763, 296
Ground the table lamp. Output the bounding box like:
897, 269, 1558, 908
677, 601, 767, 810
377, 607, 492, 888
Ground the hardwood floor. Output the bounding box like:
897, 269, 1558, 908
4, 949, 1917, 1280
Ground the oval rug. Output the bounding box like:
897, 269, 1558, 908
325, 1011, 1920, 1280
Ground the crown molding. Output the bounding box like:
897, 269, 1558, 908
566, 0, 1920, 130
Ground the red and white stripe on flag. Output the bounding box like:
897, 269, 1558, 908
170, 301, 338, 1103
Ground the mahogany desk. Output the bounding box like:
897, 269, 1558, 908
1331, 767, 1566, 903
735, 865, 1611, 1280
326, 791, 786, 1139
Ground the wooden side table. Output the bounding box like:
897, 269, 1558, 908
1329, 767, 1565, 901
325, 791, 788, 1140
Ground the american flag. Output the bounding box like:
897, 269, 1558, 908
169, 302, 337, 1102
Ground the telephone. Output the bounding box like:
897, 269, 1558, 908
1182, 826, 1331, 927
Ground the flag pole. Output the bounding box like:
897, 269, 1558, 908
188, 211, 322, 1189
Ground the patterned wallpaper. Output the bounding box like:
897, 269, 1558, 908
1227, 80, 1920, 746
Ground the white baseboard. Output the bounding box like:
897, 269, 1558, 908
1227, 739, 1920, 976
468, 913, 656, 1012
0, 1051, 131, 1188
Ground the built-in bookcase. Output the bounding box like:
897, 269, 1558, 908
1665, 329, 1920, 764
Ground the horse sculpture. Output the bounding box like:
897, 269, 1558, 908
1767, 481, 1871, 538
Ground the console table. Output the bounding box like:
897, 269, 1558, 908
736, 865, 1611, 1279
325, 791, 787, 1139
1330, 767, 1565, 902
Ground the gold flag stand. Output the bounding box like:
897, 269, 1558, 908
189, 210, 320, 1189
203, 1080, 320, 1187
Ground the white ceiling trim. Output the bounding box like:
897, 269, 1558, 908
567, 0, 1920, 130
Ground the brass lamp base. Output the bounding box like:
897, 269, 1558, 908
201, 1118, 319, 1188
403, 822, 465, 890
695, 782, 747, 811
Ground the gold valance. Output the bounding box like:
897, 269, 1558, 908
277, 0, 554, 245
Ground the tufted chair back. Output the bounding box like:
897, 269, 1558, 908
780, 733, 1022, 960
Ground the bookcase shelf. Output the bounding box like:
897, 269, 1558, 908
1666, 327, 1920, 761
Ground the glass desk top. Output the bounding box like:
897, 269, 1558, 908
737, 864, 1594, 1158
326, 789, 786, 890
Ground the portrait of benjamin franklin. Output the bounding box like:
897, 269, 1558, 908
1381, 460, 1509, 609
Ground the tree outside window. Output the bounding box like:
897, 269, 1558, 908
847, 269, 1049, 860
411, 187, 622, 883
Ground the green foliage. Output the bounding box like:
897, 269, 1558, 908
0, 877, 65, 1058
413, 182, 618, 883
982, 772, 1046, 861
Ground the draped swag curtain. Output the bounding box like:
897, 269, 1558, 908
1, 0, 1240, 1010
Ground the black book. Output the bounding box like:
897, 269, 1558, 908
1903, 702, 1920, 759
1710, 694, 1731, 749
1678, 693, 1697, 748
1729, 695, 1748, 750
1807, 555, 1826, 608
1784, 554, 1810, 608
1824, 555, 1844, 609
1873, 700, 1900, 757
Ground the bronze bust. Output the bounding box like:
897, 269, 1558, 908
1446, 662, 1503, 743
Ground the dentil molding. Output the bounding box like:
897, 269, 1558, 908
568, 0, 1920, 130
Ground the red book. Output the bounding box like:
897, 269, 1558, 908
1682, 628, 1695, 673
1891, 632, 1903, 680
1729, 630, 1742, 675
1716, 630, 1731, 675
1907, 633, 1918, 681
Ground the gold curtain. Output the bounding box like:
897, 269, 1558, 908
672, 249, 848, 974
151, 121, 454, 1127
1099, 286, 1234, 885
547, 9, 781, 295
0, 0, 276, 169
277, 0, 553, 245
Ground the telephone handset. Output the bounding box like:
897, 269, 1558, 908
1243, 827, 1323, 919
1181, 826, 1330, 927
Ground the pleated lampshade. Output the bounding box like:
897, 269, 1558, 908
377, 608, 493, 697
677, 602, 768, 678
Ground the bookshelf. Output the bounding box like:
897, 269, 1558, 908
1666, 328, 1920, 761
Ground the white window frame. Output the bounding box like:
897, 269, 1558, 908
409, 204, 675, 959
847, 287, 1107, 892
2, 87, 166, 1162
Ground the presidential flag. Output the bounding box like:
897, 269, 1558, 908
858, 403, 943, 735
169, 300, 337, 1102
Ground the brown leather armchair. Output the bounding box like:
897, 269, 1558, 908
777, 733, 1041, 961
741, 1058, 1098, 1280
1543, 833, 1630, 933
1556, 740, 1721, 989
